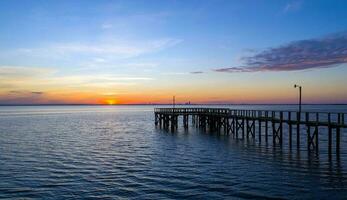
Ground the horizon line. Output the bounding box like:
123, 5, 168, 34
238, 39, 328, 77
1, 103, 347, 106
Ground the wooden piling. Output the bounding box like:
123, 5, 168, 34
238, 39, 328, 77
315, 113, 319, 153
297, 112, 301, 149
328, 113, 332, 155
306, 112, 310, 151
289, 112, 292, 149
337, 113, 341, 155
265, 111, 268, 143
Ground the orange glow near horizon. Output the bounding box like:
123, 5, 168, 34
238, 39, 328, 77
104, 99, 117, 105
1, 86, 347, 105
1, 69, 347, 105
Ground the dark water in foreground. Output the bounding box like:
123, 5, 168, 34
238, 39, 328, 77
0, 105, 346, 199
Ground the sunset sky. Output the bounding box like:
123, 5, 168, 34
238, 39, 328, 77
1, 0, 347, 104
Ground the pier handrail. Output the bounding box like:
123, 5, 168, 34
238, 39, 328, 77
154, 107, 346, 115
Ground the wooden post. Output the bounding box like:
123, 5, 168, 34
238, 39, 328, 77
164, 115, 168, 129
171, 115, 175, 131
315, 113, 319, 153
234, 115, 238, 138
226, 118, 230, 134
328, 113, 332, 155
246, 118, 249, 138
280, 111, 283, 146
337, 127, 340, 155
242, 118, 245, 139
337, 113, 341, 155
271, 120, 277, 146
253, 119, 256, 138
297, 112, 300, 149
289, 112, 292, 149
306, 112, 310, 151
258, 120, 261, 142
186, 115, 188, 128
163, 115, 166, 128
265, 111, 268, 143
235, 118, 238, 138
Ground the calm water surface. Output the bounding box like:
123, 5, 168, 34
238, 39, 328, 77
0, 105, 346, 199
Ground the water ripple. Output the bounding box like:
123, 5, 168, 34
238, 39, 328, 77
0, 105, 346, 199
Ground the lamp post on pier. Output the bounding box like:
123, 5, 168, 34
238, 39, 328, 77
294, 84, 302, 113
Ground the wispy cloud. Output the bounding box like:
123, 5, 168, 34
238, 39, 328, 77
214, 32, 347, 73
283, 1, 302, 13
7, 38, 182, 62
161, 72, 189, 75
0, 66, 54, 79
0, 65, 154, 93
8, 90, 44, 95
125, 62, 158, 68
101, 23, 113, 29
31, 91, 44, 95
55, 38, 181, 57
190, 71, 203, 74
101, 11, 171, 31
0, 90, 47, 104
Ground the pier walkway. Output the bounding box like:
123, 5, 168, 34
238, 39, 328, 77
154, 108, 346, 155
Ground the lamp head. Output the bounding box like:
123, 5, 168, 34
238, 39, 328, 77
294, 84, 297, 88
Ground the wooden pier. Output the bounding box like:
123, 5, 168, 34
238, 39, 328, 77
154, 108, 346, 155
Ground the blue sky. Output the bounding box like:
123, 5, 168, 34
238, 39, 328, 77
0, 0, 347, 104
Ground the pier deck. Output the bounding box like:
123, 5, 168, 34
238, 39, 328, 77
154, 107, 346, 155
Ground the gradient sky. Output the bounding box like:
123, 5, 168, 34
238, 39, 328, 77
1, 0, 347, 104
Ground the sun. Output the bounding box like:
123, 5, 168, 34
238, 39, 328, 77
105, 99, 116, 105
